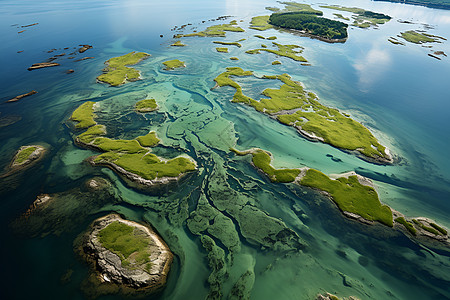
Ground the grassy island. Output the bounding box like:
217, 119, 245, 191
136, 99, 158, 113
279, 2, 323, 14
171, 40, 185, 47
215, 68, 391, 163
14, 146, 38, 165
174, 20, 244, 38
70, 101, 96, 129
98, 221, 152, 271
232, 148, 393, 227
215, 47, 229, 53
301, 169, 393, 226
230, 57, 239, 60
399, 30, 445, 44
249, 16, 273, 31
162, 59, 185, 70
71, 102, 196, 184
269, 12, 348, 40
245, 42, 307, 62
272, 60, 281, 65
213, 41, 242, 48
97, 51, 150, 86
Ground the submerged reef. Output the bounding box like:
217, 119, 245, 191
215, 68, 392, 164
70, 100, 196, 189
97, 51, 150, 86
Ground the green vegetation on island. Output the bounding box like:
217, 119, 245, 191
267, 36, 277, 40
230, 57, 239, 60
245, 42, 307, 62
97, 51, 150, 86
215, 68, 391, 163
136, 131, 160, 147
135, 98, 158, 113
174, 20, 244, 38
162, 59, 185, 70
395, 217, 417, 235
98, 221, 152, 270
413, 219, 448, 236
70, 101, 96, 129
254, 35, 266, 39
301, 169, 393, 226
213, 41, 242, 47
399, 30, 445, 44
249, 16, 273, 31
388, 37, 405, 45
215, 47, 229, 53
269, 12, 348, 40
334, 13, 350, 21
232, 148, 393, 227
320, 5, 391, 28
13, 146, 38, 165
171, 40, 185, 47
272, 60, 281, 65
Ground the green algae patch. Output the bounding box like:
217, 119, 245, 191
430, 223, 448, 235
162, 59, 185, 70
250, 15, 273, 31
174, 21, 244, 38
14, 146, 37, 165
71, 101, 96, 129
300, 169, 393, 226
171, 40, 185, 47
136, 132, 160, 147
71, 101, 196, 185
213, 41, 242, 47
136, 99, 158, 113
97, 51, 150, 86
216, 69, 391, 163
215, 47, 229, 53
395, 217, 417, 235
245, 42, 307, 62
399, 30, 444, 44
98, 221, 150, 263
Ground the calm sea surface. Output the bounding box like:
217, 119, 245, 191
1, 0, 449, 299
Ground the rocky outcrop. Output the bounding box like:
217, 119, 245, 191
79, 214, 173, 293
27, 62, 60, 71
78, 44, 93, 53
6, 90, 37, 103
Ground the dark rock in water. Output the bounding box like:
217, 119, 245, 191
17, 50, 24, 53
21, 22, 38, 28
66, 69, 74, 74
78, 44, 93, 53
6, 90, 37, 103
28, 62, 60, 70
77, 214, 173, 297
74, 56, 94, 62
160, 34, 163, 37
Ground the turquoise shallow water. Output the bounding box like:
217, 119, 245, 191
1, 0, 450, 299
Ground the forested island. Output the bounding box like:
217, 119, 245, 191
269, 12, 348, 41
